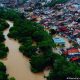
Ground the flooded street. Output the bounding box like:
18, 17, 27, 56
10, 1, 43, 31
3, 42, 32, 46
1, 21, 45, 80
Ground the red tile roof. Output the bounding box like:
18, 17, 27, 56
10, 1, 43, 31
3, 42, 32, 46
64, 48, 79, 55
70, 57, 79, 61
68, 48, 79, 53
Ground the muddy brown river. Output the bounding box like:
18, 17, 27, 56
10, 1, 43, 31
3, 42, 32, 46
0, 21, 46, 80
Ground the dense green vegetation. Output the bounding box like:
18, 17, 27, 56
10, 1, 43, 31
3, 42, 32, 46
19, 44, 37, 58
1, 8, 56, 73
0, 19, 9, 31
9, 77, 16, 80
0, 62, 6, 72
0, 19, 9, 58
30, 52, 54, 73
8, 19, 55, 72
0, 43, 9, 58
0, 32, 5, 42
0, 7, 80, 80
47, 55, 80, 80
0, 62, 16, 80
0, 8, 16, 80
0, 19, 9, 42
0, 62, 8, 80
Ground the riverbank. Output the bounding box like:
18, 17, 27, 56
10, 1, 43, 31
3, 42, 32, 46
0, 21, 45, 80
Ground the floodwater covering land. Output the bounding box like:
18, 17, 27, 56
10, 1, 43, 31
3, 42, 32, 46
0, 21, 45, 80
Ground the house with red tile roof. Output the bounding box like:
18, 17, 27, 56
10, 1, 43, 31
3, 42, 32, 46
64, 48, 79, 55
64, 48, 80, 61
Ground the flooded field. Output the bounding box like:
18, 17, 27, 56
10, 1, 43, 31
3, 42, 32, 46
0, 21, 46, 80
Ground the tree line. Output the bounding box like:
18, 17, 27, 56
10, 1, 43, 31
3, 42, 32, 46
0, 62, 15, 80
0, 8, 15, 80
0, 19, 9, 58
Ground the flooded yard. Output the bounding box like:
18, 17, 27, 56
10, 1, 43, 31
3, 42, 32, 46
0, 21, 45, 80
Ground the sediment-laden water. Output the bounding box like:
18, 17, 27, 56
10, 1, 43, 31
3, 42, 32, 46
1, 21, 45, 80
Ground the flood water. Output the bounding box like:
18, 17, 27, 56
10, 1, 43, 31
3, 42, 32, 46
0, 21, 46, 80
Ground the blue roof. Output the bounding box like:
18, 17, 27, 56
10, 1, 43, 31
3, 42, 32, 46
53, 37, 65, 44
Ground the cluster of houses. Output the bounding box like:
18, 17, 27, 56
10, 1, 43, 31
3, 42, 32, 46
0, 0, 80, 62
0, 0, 25, 7
24, 1, 80, 62
64, 48, 80, 62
